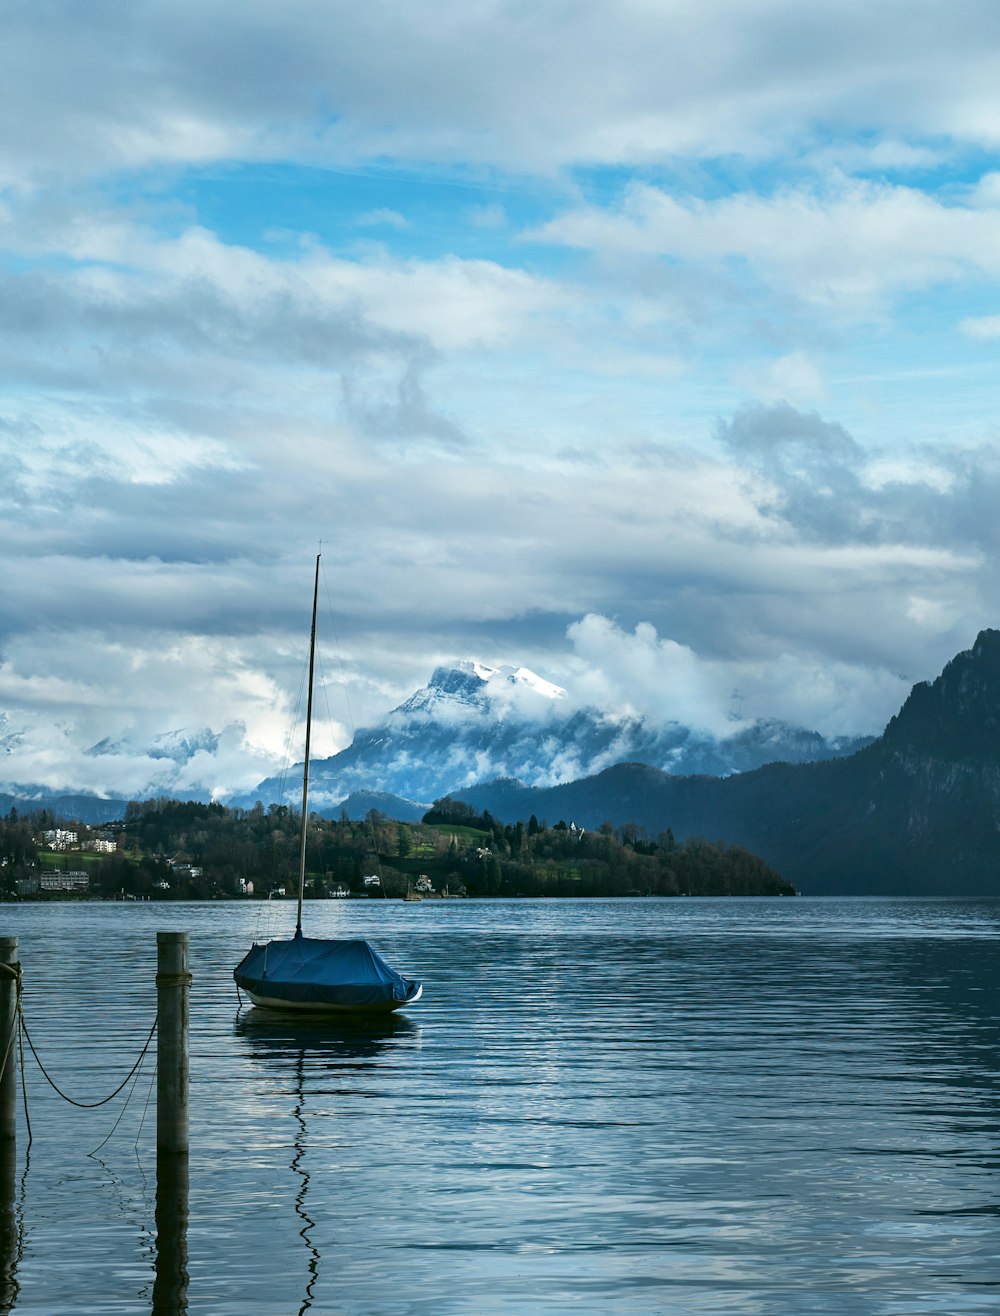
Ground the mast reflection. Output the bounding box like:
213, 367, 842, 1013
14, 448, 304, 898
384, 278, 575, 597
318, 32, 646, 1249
290, 1050, 318, 1314
234, 1009, 419, 1316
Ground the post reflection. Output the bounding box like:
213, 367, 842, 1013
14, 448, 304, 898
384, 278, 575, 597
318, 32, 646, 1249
234, 1010, 419, 1316
152, 1152, 189, 1316
0, 1143, 21, 1315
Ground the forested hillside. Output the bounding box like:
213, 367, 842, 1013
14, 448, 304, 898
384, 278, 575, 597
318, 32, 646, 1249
1, 797, 793, 900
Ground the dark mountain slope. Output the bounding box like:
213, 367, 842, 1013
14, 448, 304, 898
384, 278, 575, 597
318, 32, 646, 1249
458, 631, 1000, 896
0, 791, 130, 825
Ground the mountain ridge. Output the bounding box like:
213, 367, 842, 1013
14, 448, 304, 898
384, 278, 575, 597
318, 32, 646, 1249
233, 659, 872, 811
8, 635, 997, 900
449, 629, 1000, 895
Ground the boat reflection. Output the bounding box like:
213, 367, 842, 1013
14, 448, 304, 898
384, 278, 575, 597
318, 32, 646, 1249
234, 1007, 420, 1055
233, 1010, 420, 1316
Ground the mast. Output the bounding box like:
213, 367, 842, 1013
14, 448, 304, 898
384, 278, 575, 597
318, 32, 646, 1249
295, 553, 321, 937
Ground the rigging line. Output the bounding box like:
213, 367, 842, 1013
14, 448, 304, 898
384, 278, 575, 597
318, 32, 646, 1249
252, 653, 309, 947
275, 662, 308, 930
313, 649, 350, 822
319, 560, 357, 743
19, 1012, 158, 1110
88, 1029, 153, 1157
366, 814, 388, 897
135, 1060, 157, 1153
314, 650, 338, 763
273, 661, 308, 829
296, 552, 321, 938
279, 656, 310, 802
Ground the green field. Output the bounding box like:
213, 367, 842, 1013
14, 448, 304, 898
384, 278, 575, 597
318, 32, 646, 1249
37, 851, 104, 870
421, 823, 490, 841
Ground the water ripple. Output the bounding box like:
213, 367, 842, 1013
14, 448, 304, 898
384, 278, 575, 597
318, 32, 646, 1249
4, 897, 1000, 1312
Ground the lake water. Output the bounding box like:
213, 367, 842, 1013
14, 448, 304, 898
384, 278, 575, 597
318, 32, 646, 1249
2, 897, 1000, 1314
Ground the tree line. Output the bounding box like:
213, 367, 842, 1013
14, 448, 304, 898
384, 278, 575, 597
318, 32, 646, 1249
1, 797, 794, 900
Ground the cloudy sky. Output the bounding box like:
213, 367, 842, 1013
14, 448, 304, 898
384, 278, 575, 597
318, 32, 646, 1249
3, 0, 1000, 798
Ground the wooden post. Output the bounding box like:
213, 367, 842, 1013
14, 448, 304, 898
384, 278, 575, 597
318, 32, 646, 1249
156, 932, 190, 1156
0, 936, 17, 1313
0, 938, 18, 1151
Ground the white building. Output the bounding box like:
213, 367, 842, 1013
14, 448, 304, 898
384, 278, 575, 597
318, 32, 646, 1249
41, 870, 89, 892
43, 829, 78, 850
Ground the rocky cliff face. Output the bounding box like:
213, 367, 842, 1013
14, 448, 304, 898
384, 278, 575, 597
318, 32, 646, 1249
881, 629, 1000, 759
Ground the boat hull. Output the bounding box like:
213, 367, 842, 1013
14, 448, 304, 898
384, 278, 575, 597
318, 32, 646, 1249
241, 983, 422, 1015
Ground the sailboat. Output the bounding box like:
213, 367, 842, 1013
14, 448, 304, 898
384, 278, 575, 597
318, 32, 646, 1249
233, 554, 423, 1015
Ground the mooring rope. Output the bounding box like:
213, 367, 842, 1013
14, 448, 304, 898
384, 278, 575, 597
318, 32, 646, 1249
135, 1060, 157, 1150
18, 1009, 158, 1110
88, 1040, 154, 1157
18, 1013, 31, 1148
0, 960, 23, 1087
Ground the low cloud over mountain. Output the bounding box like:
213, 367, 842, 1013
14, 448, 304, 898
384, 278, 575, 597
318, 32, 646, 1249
232, 658, 871, 813
0, 650, 871, 816
454, 630, 1000, 897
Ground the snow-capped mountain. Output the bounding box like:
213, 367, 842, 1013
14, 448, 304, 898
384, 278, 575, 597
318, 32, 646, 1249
87, 726, 222, 763
1, 724, 259, 815
0, 660, 873, 821
234, 660, 872, 813
398, 660, 565, 716
0, 714, 23, 756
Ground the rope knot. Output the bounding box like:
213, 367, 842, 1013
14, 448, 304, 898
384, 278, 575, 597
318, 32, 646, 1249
155, 972, 193, 989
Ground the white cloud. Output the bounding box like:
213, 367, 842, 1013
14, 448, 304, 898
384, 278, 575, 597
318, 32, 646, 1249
0, 211, 569, 366
529, 179, 1000, 319
960, 315, 1000, 339
306, 251, 571, 352
725, 650, 912, 738
732, 351, 826, 405
3, 2, 1000, 803
0, 622, 357, 797
812, 139, 946, 173
356, 208, 409, 229
467, 203, 508, 229
561, 613, 913, 740
6, 1, 1000, 180
566, 615, 738, 738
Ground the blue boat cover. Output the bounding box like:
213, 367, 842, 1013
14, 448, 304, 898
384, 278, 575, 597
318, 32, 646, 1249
234, 933, 420, 1008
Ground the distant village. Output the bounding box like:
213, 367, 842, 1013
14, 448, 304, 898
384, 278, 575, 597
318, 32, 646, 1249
9, 823, 204, 899
1, 798, 794, 901
0, 810, 460, 901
